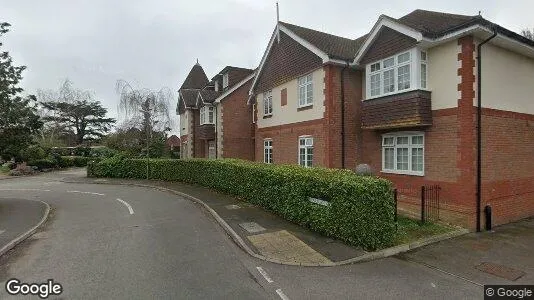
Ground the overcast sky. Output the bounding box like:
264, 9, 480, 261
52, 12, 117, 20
2, 0, 533, 133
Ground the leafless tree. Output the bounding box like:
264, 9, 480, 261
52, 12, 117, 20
521, 28, 534, 40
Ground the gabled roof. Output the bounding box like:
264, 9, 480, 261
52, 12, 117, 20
180, 63, 209, 90
354, 9, 534, 64
279, 22, 367, 61
198, 88, 221, 105
397, 10, 478, 38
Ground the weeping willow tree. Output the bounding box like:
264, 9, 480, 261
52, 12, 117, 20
115, 80, 174, 162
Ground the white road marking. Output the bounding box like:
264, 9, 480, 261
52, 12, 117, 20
256, 266, 274, 283
67, 191, 105, 196
0, 189, 51, 192
116, 198, 134, 215
276, 289, 290, 300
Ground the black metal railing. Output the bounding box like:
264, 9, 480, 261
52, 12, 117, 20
394, 184, 441, 225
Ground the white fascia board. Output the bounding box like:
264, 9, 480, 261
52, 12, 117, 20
353, 16, 423, 65
215, 73, 255, 104
179, 91, 189, 109
249, 26, 278, 96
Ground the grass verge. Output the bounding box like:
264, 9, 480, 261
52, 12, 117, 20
394, 216, 455, 245
0, 165, 9, 176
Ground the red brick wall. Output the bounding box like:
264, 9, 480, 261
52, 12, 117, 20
192, 109, 205, 158
323, 65, 362, 169
255, 119, 325, 166
221, 80, 255, 160
481, 108, 534, 226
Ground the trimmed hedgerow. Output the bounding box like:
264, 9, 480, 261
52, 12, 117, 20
88, 157, 395, 250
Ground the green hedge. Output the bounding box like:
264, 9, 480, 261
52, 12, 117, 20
88, 158, 395, 250
30, 156, 101, 169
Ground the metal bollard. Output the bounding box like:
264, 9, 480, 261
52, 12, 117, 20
484, 205, 492, 231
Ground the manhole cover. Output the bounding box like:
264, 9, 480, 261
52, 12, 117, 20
225, 204, 241, 210
475, 262, 525, 281
239, 222, 266, 233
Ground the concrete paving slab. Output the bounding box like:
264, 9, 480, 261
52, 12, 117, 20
248, 230, 332, 265
239, 222, 266, 233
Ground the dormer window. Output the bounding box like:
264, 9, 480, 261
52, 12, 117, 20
366, 48, 428, 99
214, 80, 219, 92
222, 73, 229, 89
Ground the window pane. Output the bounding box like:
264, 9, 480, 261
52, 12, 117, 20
306, 83, 313, 104
383, 69, 395, 93
383, 57, 394, 68
383, 137, 394, 146
398, 52, 410, 64
371, 74, 381, 96
411, 147, 423, 171
397, 136, 409, 145
397, 65, 410, 91
397, 148, 409, 170
412, 136, 423, 145
421, 51, 427, 61
299, 86, 306, 106
299, 138, 305, 146
306, 74, 312, 82
421, 64, 427, 89
370, 62, 380, 72
384, 148, 394, 169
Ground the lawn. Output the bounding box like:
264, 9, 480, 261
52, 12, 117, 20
394, 216, 455, 245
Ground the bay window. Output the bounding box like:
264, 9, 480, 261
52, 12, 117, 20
200, 106, 215, 125
382, 132, 424, 176
366, 48, 428, 99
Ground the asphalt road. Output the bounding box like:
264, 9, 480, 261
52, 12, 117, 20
0, 170, 482, 299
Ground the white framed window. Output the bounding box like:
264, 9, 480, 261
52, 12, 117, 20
214, 80, 219, 92
298, 73, 313, 107
420, 51, 427, 89
366, 48, 428, 99
298, 136, 313, 168
222, 73, 229, 89
263, 90, 272, 116
200, 106, 215, 125
263, 139, 273, 163
382, 132, 424, 176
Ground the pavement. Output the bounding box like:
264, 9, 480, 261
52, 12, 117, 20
0, 198, 48, 255
0, 168, 532, 299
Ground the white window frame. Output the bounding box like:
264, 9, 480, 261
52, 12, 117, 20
222, 73, 229, 89
214, 80, 219, 92
420, 50, 427, 90
263, 90, 273, 116
298, 136, 314, 168
381, 132, 424, 176
298, 73, 313, 108
200, 106, 215, 125
365, 48, 428, 100
263, 139, 273, 164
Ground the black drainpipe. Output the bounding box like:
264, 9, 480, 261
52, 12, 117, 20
340, 62, 349, 169
476, 29, 497, 232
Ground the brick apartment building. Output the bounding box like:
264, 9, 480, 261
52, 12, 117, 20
178, 10, 534, 230
177, 63, 255, 160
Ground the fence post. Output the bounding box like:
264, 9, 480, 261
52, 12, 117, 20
394, 189, 398, 229
421, 185, 426, 224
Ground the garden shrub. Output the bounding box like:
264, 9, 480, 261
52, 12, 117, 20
28, 158, 56, 170
88, 158, 395, 250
